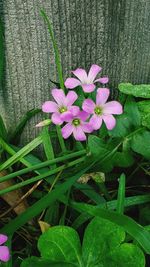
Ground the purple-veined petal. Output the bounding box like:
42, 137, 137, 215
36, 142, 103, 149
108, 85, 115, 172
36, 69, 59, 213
62, 123, 73, 139
81, 123, 93, 133
87, 64, 102, 83
78, 111, 89, 121
82, 99, 95, 114
90, 115, 102, 130
0, 235, 8, 245
65, 78, 81, 89
72, 68, 88, 83
69, 106, 80, 116
51, 89, 65, 105
103, 101, 123, 114
96, 88, 110, 105
65, 91, 78, 106
73, 127, 86, 141
102, 114, 116, 130
95, 76, 109, 84
0, 246, 10, 262
42, 101, 58, 113
82, 84, 95, 93
51, 113, 63, 125
60, 111, 73, 122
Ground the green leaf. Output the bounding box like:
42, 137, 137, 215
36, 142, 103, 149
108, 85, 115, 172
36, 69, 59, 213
72, 194, 150, 230
71, 202, 150, 254
1, 164, 93, 235
109, 97, 141, 138
0, 115, 7, 141
0, 136, 42, 171
119, 83, 150, 98
38, 226, 83, 266
21, 257, 74, 267
40, 10, 64, 89
8, 109, 41, 144
116, 173, 126, 214
138, 100, 150, 129
131, 130, 150, 159
82, 217, 125, 267
108, 243, 145, 267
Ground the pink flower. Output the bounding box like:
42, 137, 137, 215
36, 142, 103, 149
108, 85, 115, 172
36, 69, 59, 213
82, 88, 123, 130
61, 109, 93, 141
65, 64, 109, 93
42, 89, 79, 125
0, 234, 10, 262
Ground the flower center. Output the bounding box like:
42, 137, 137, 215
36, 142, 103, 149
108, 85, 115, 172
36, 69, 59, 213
94, 106, 103, 115
72, 118, 80, 126
59, 106, 67, 113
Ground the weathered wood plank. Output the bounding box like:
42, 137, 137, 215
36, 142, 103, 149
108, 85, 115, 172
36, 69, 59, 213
0, 0, 150, 143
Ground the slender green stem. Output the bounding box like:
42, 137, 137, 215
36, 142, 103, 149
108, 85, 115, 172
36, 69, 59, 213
56, 125, 67, 153
0, 157, 86, 196
40, 9, 64, 89
0, 150, 86, 183
116, 173, 126, 214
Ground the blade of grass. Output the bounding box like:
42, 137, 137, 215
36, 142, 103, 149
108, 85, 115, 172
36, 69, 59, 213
8, 109, 41, 144
1, 164, 94, 235
0, 136, 42, 171
0, 157, 86, 196
71, 201, 150, 254
40, 9, 64, 89
71, 194, 150, 229
0, 150, 86, 183
41, 126, 57, 169
40, 9, 67, 153
0, 115, 8, 141
116, 173, 126, 214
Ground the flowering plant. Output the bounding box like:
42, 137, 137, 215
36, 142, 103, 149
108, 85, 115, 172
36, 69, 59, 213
41, 64, 123, 141
0, 234, 10, 263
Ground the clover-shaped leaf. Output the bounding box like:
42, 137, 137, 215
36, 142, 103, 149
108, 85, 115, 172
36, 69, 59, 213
38, 226, 83, 266
21, 218, 145, 267
82, 217, 145, 267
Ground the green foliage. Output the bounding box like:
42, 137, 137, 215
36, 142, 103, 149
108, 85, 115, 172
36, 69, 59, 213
138, 100, 150, 129
119, 83, 150, 98
21, 218, 145, 267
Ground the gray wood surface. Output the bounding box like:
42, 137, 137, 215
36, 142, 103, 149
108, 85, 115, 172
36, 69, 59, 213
0, 0, 150, 144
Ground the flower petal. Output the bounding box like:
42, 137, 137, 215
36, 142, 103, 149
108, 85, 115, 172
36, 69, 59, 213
0, 234, 8, 245
96, 88, 110, 105
82, 84, 95, 93
78, 111, 89, 121
82, 123, 93, 133
69, 106, 80, 116
65, 78, 81, 89
51, 113, 63, 125
95, 76, 109, 84
103, 101, 123, 114
82, 99, 95, 114
51, 89, 65, 105
62, 123, 73, 139
73, 127, 86, 141
60, 111, 73, 122
88, 64, 102, 83
72, 68, 88, 83
102, 114, 116, 130
0, 246, 10, 262
90, 115, 102, 130
42, 101, 58, 113
65, 91, 78, 106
